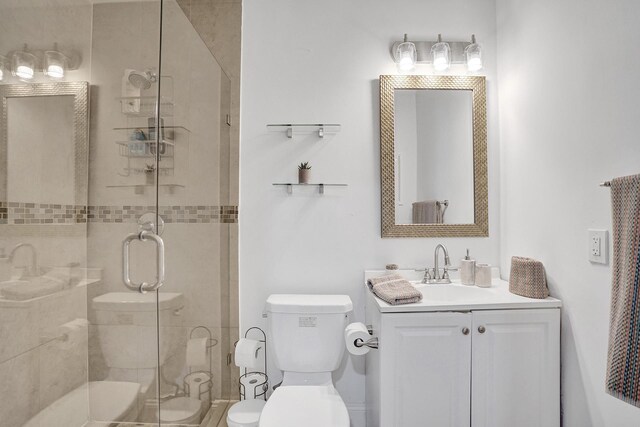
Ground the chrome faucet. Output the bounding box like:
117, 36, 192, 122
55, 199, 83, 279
9, 243, 39, 276
419, 244, 454, 284
434, 244, 451, 282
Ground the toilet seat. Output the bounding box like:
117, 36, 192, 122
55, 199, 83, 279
227, 399, 266, 427
158, 397, 203, 424
259, 385, 349, 427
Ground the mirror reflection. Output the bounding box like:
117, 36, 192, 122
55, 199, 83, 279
7, 95, 76, 205
394, 89, 474, 224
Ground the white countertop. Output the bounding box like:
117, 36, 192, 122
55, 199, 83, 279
365, 269, 562, 313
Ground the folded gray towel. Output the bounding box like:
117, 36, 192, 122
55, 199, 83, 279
367, 274, 422, 305
367, 273, 404, 289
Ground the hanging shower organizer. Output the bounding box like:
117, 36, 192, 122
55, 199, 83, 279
237, 327, 269, 401
111, 73, 190, 192
183, 326, 218, 402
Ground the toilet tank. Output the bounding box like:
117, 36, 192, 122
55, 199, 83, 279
92, 292, 184, 368
265, 294, 353, 373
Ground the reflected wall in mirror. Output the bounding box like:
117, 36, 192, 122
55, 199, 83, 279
0, 82, 89, 227
394, 89, 474, 225
380, 75, 488, 237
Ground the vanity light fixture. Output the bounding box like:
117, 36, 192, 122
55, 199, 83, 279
395, 34, 417, 72
431, 34, 451, 72
464, 34, 482, 72
12, 46, 36, 81
44, 44, 67, 80
390, 34, 484, 74
0, 55, 7, 81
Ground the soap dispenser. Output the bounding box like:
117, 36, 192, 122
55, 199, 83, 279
460, 249, 475, 286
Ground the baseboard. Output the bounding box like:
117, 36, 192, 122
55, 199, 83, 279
347, 403, 366, 427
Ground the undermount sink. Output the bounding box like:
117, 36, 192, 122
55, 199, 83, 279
416, 283, 492, 303
0, 277, 66, 301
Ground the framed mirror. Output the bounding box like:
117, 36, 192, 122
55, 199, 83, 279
0, 82, 89, 230
380, 75, 488, 237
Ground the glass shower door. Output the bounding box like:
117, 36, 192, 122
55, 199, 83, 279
87, 0, 166, 425
152, 1, 233, 425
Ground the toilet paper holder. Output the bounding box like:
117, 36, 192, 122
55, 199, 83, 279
189, 326, 218, 375
354, 324, 379, 349
235, 327, 269, 401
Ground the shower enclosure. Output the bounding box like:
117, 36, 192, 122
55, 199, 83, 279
0, 1, 238, 425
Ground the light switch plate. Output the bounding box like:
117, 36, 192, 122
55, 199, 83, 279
588, 229, 608, 264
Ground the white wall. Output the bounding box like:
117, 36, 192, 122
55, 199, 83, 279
496, 0, 640, 425
240, 0, 500, 421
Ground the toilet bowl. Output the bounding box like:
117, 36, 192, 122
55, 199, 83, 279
157, 397, 203, 425
227, 399, 267, 427
259, 385, 349, 427
25, 380, 141, 427
260, 294, 353, 427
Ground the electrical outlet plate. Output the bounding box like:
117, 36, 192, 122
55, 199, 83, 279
588, 229, 608, 264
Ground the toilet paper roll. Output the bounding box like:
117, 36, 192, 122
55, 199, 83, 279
240, 372, 267, 400
186, 337, 209, 367
185, 371, 211, 400
345, 322, 371, 356
235, 338, 262, 369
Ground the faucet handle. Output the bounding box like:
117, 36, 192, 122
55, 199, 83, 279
417, 268, 432, 284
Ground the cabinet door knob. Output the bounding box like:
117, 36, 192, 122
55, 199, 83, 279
462, 327, 470, 335
478, 326, 486, 334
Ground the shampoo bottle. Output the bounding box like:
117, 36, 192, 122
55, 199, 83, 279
460, 249, 475, 286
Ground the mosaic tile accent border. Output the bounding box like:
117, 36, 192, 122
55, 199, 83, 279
0, 202, 238, 225
0, 201, 87, 225
88, 205, 238, 224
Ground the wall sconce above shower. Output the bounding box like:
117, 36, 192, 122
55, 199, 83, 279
1, 44, 82, 82
391, 34, 483, 74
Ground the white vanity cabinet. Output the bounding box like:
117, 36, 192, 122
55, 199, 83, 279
364, 277, 561, 427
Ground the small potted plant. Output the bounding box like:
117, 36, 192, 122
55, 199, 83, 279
298, 162, 311, 184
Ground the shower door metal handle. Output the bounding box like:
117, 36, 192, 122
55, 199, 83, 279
122, 230, 165, 293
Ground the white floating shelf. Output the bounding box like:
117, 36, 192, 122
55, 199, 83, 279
272, 183, 347, 195
267, 123, 341, 139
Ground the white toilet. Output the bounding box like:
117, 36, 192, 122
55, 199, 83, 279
259, 294, 353, 427
91, 292, 184, 394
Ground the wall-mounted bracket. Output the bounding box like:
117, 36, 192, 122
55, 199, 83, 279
267, 123, 341, 139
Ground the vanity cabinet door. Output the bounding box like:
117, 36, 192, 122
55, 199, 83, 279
471, 308, 560, 427
381, 312, 472, 427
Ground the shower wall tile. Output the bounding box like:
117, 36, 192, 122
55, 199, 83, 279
89, 205, 238, 223
0, 350, 40, 427
229, 225, 239, 329
0, 201, 87, 225
38, 323, 89, 410
0, 295, 39, 365
189, 1, 242, 80
0, 282, 91, 425
0, 201, 238, 224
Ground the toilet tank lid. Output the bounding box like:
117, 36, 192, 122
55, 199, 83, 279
265, 294, 353, 314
